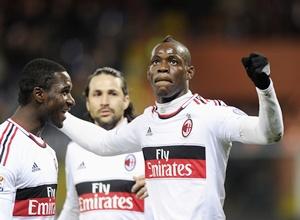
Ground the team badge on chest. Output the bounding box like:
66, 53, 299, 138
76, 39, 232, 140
124, 154, 136, 171
182, 118, 193, 137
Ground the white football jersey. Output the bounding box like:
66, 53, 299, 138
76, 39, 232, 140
61, 84, 283, 220
140, 93, 233, 220
58, 119, 151, 220
0, 119, 58, 220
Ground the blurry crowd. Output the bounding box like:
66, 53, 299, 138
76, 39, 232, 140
1, 0, 300, 119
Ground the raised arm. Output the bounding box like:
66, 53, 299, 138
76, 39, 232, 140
227, 53, 283, 144
60, 113, 141, 156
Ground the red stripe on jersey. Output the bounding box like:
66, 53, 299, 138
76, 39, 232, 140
0, 122, 14, 165
0, 122, 11, 143
155, 94, 198, 119
3, 126, 18, 166
13, 197, 56, 216
193, 98, 200, 104
145, 159, 206, 179
8, 119, 47, 148
78, 192, 144, 213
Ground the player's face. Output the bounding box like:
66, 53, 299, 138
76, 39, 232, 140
147, 42, 193, 103
44, 71, 75, 128
86, 74, 130, 130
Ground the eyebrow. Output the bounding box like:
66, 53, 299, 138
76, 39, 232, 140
92, 88, 121, 92
62, 84, 72, 91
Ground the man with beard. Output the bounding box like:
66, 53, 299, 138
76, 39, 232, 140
58, 67, 151, 220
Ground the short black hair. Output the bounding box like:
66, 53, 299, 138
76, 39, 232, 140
18, 58, 66, 105
161, 35, 192, 65
162, 35, 177, 43
84, 67, 135, 122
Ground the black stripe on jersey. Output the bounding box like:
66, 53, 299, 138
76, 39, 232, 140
76, 180, 135, 196
197, 96, 207, 104
143, 145, 205, 160
0, 123, 15, 164
15, 184, 57, 200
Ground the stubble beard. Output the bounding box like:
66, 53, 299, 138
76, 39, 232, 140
94, 116, 120, 131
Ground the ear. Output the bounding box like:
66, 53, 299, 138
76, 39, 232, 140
86, 100, 90, 112
123, 95, 130, 110
186, 66, 194, 80
33, 87, 45, 104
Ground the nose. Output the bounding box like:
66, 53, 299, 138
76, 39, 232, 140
67, 94, 75, 107
100, 94, 109, 106
158, 60, 169, 73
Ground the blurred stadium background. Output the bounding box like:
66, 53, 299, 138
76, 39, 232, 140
0, 0, 300, 219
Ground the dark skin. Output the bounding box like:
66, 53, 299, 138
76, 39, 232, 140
147, 41, 194, 103
11, 71, 75, 135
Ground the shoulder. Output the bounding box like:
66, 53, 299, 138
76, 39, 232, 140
0, 123, 26, 167
189, 95, 228, 115
193, 95, 227, 107
0, 121, 20, 144
191, 95, 247, 118
143, 106, 155, 115
45, 145, 57, 157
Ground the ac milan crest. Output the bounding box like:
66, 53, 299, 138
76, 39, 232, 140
124, 154, 136, 171
182, 119, 193, 137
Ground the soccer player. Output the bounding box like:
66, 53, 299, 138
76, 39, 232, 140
60, 36, 284, 220
58, 67, 151, 220
0, 58, 75, 219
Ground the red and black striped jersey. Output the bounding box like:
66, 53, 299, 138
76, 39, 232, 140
0, 119, 57, 220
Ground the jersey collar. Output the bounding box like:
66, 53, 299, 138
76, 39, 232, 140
7, 119, 47, 148
153, 91, 198, 119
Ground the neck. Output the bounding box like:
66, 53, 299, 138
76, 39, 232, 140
11, 105, 45, 135
157, 89, 188, 104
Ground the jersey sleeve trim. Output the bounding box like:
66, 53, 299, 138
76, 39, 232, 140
0, 122, 18, 166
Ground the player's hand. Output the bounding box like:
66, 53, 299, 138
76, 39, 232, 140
131, 175, 148, 199
241, 52, 271, 90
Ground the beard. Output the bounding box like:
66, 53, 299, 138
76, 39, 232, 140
94, 115, 121, 131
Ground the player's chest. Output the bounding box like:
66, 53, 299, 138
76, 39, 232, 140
141, 112, 213, 146
71, 152, 144, 184
17, 148, 58, 188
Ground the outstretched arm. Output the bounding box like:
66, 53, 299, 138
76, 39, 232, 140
60, 113, 141, 156
228, 53, 283, 144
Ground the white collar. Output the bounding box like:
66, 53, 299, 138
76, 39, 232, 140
154, 91, 197, 119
